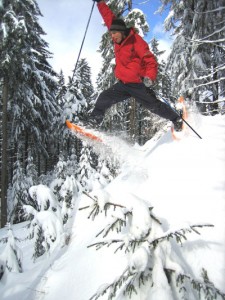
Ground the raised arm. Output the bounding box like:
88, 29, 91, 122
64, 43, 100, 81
94, 0, 116, 29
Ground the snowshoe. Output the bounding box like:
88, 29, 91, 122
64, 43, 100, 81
66, 120, 103, 142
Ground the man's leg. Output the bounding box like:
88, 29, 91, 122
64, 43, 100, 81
122, 82, 178, 121
91, 82, 131, 124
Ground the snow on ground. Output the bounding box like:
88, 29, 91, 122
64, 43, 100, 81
0, 114, 225, 299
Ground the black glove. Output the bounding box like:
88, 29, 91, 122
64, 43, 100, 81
93, 0, 102, 2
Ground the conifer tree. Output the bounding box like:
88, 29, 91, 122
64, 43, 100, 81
9, 148, 38, 223
74, 59, 95, 101
50, 154, 81, 226
66, 148, 78, 177
25, 148, 38, 187
0, 0, 59, 150
51, 154, 68, 196
72, 58, 95, 120
78, 142, 96, 192
59, 175, 81, 226
0, 0, 60, 226
161, 0, 225, 114
93, 159, 114, 190
150, 38, 173, 101
64, 78, 86, 124
56, 70, 67, 108
10, 158, 28, 223
0, 223, 22, 278
24, 184, 64, 260
59, 67, 89, 158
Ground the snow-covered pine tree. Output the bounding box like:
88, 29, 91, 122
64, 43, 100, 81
188, 0, 225, 115
50, 154, 71, 215
10, 148, 39, 224
0, 0, 59, 151
93, 159, 114, 190
61, 59, 95, 143
161, 0, 225, 114
150, 37, 173, 101
0, 0, 60, 226
56, 70, 67, 108
161, 0, 193, 98
72, 58, 96, 123
66, 77, 87, 123
50, 153, 81, 226
61, 80, 85, 159
25, 148, 38, 187
10, 158, 29, 223
82, 192, 225, 300
66, 148, 78, 177
59, 174, 81, 228
51, 154, 68, 195
0, 223, 22, 279
74, 59, 95, 102
77, 142, 96, 192
24, 184, 64, 260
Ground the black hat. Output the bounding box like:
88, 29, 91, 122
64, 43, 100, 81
109, 19, 127, 32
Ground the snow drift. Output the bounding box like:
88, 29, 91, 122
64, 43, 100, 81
0, 114, 225, 300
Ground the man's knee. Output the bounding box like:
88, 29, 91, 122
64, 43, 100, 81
95, 90, 113, 110
98, 89, 113, 101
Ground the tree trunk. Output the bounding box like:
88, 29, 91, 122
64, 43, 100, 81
129, 98, 137, 142
1, 79, 8, 228
212, 57, 219, 115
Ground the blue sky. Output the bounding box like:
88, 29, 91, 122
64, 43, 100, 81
37, 0, 172, 83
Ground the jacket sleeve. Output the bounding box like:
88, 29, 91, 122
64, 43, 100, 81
134, 34, 158, 81
97, 2, 116, 29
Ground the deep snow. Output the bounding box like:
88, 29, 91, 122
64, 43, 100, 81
0, 114, 225, 300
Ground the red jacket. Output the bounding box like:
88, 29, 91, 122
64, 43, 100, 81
97, 2, 158, 83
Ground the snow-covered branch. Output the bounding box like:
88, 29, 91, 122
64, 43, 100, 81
192, 25, 225, 43
89, 267, 151, 300
149, 224, 214, 248
195, 6, 225, 14
193, 38, 225, 45
88, 224, 214, 252
189, 77, 225, 90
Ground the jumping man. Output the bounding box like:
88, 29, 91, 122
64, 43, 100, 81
90, 0, 183, 131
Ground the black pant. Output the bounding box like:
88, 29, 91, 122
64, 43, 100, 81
91, 81, 178, 124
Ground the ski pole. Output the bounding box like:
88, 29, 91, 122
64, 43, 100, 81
71, 1, 95, 81
156, 93, 202, 139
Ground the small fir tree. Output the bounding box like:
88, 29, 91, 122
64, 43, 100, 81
23, 184, 64, 260
10, 158, 29, 223
78, 142, 96, 192
81, 192, 225, 300
0, 223, 22, 279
